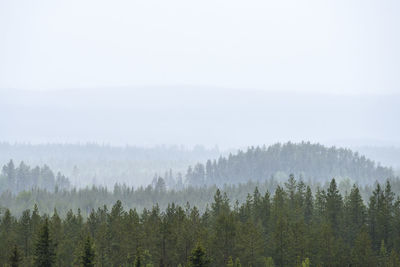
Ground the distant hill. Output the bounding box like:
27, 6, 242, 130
185, 142, 394, 186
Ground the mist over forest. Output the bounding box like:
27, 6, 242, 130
2, 0, 400, 265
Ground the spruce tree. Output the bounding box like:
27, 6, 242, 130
80, 235, 95, 267
33, 218, 55, 267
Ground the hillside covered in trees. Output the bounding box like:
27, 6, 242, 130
186, 142, 394, 186
1, 178, 400, 266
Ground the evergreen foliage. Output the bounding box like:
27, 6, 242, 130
9, 244, 21, 267
80, 235, 95, 267
33, 218, 55, 267
186, 142, 394, 186
0, 178, 400, 266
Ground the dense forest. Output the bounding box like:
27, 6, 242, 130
1, 158, 399, 217
186, 142, 394, 186
1, 143, 399, 266
1, 178, 400, 266
1, 142, 398, 190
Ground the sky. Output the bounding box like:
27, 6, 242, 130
1, 0, 399, 94
1, 0, 399, 149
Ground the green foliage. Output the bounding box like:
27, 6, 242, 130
234, 257, 241, 267
33, 218, 55, 267
80, 235, 95, 267
264, 256, 274, 267
301, 257, 310, 267
0, 178, 399, 266
9, 244, 21, 267
188, 243, 210, 267
226, 256, 234, 267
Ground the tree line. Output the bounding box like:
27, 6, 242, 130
186, 142, 394, 186
0, 160, 70, 194
1, 177, 400, 266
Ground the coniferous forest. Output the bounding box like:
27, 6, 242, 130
2, 178, 400, 266
3, 0, 399, 265
1, 143, 400, 266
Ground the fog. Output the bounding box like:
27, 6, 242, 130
2, 87, 399, 149
1, 0, 400, 187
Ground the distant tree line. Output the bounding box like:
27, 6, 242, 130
1, 159, 399, 218
0, 142, 221, 188
2, 178, 400, 266
0, 160, 70, 194
185, 142, 394, 186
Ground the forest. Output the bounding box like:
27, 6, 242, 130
1, 143, 399, 266
1, 178, 400, 266
185, 142, 394, 186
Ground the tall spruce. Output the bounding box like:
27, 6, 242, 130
80, 235, 95, 267
33, 218, 55, 267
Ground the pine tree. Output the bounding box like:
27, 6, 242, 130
80, 235, 95, 267
9, 244, 21, 267
188, 243, 210, 267
33, 218, 55, 267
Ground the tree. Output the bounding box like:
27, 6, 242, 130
344, 185, 366, 244
326, 178, 343, 234
33, 218, 55, 267
351, 229, 376, 267
304, 186, 313, 224
80, 235, 95, 267
188, 244, 210, 267
236, 220, 264, 266
9, 244, 21, 267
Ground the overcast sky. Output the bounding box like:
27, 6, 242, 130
1, 0, 399, 94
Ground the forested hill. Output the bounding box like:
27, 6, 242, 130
186, 142, 394, 186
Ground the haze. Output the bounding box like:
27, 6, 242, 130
1, 0, 399, 148
1, 0, 400, 94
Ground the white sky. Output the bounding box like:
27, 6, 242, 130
1, 0, 399, 94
